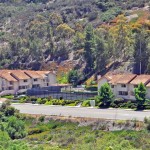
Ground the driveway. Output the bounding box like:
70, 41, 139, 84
12, 104, 150, 121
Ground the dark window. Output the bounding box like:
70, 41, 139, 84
8, 87, 13, 90
19, 86, 27, 90
121, 84, 126, 88
24, 80, 28, 82
32, 84, 40, 88
34, 78, 38, 82
111, 85, 114, 88
9, 81, 13, 85
119, 91, 128, 96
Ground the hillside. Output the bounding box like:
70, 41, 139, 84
0, 0, 150, 83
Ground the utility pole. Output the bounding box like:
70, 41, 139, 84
139, 32, 142, 75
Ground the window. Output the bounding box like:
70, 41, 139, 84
34, 78, 38, 82
9, 81, 13, 85
119, 91, 128, 96
32, 84, 40, 88
8, 87, 13, 90
111, 85, 114, 88
19, 86, 28, 90
121, 84, 126, 88
24, 80, 28, 82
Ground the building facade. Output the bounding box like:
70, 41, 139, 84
98, 72, 150, 100
0, 70, 57, 96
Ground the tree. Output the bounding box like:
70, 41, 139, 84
98, 83, 114, 107
134, 83, 146, 108
84, 24, 96, 72
133, 29, 150, 74
109, 15, 133, 62
56, 23, 75, 39
95, 36, 107, 71
68, 70, 79, 86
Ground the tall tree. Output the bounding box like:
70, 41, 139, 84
133, 29, 150, 74
95, 36, 107, 71
84, 24, 96, 73
109, 15, 133, 62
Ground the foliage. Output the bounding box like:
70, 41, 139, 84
98, 83, 114, 107
134, 83, 147, 108
133, 29, 150, 74
68, 70, 79, 86
6, 116, 27, 139
81, 100, 90, 107
1, 101, 150, 149
57, 73, 68, 84
1, 95, 14, 99
84, 24, 96, 73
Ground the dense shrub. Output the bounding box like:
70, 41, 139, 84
28, 128, 43, 135
38, 116, 45, 122
6, 116, 27, 139
82, 100, 90, 107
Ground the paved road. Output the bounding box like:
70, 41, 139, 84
12, 104, 150, 121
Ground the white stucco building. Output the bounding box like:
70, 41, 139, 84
0, 70, 57, 96
98, 72, 150, 100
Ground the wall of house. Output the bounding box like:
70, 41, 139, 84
48, 73, 57, 85
31, 78, 43, 88
110, 83, 137, 100
128, 84, 136, 100
146, 87, 150, 99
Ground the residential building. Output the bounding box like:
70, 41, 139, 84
0, 70, 57, 96
0, 70, 18, 95
98, 72, 150, 100
112, 74, 137, 100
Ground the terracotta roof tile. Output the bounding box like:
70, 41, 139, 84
36, 71, 56, 78
10, 70, 30, 80
130, 75, 150, 85
0, 70, 17, 82
109, 74, 123, 85
116, 74, 137, 84
24, 70, 43, 79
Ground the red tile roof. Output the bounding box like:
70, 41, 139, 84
24, 70, 43, 79
109, 74, 123, 85
0, 70, 17, 82
116, 74, 137, 84
10, 70, 30, 80
130, 75, 150, 85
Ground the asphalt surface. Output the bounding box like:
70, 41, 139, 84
12, 103, 150, 121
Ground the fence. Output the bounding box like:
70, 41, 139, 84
27, 90, 97, 100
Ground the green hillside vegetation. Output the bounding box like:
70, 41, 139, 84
0, 0, 150, 81
1, 100, 150, 150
